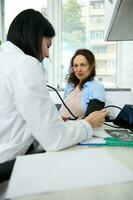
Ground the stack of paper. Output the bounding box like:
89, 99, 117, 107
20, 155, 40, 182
6, 149, 133, 199
80, 128, 110, 146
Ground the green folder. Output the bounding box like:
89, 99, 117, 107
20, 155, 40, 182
104, 129, 133, 147
105, 137, 133, 147
80, 129, 133, 147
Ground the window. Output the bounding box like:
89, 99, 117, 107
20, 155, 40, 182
90, 31, 104, 40
4, 0, 48, 36
61, 0, 117, 88
3, 0, 51, 84
92, 46, 107, 54
1, 0, 117, 88
90, 16, 104, 28
90, 1, 104, 10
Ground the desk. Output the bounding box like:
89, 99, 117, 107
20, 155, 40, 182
6, 145, 133, 200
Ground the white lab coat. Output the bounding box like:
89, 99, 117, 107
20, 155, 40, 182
0, 41, 93, 163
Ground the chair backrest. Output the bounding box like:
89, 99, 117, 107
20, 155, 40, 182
55, 103, 61, 110
0, 159, 16, 183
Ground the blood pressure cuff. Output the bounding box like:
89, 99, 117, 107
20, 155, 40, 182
113, 104, 133, 130
84, 99, 105, 117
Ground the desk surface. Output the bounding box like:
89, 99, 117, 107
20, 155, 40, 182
7, 145, 133, 200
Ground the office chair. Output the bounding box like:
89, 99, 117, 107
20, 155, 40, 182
0, 159, 16, 183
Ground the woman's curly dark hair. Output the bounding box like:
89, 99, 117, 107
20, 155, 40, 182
67, 49, 96, 89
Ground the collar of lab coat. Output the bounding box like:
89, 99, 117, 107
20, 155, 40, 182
0, 41, 25, 55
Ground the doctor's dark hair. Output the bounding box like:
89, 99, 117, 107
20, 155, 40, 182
7, 9, 55, 61
67, 49, 96, 89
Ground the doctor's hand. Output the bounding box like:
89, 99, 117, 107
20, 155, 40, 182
85, 109, 109, 128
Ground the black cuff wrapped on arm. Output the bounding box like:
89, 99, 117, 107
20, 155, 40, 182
84, 99, 105, 117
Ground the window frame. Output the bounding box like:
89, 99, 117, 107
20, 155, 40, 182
0, 0, 5, 43
47, 0, 62, 88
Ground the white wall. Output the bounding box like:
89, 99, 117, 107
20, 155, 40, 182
105, 90, 133, 116
122, 41, 133, 91
50, 90, 133, 105
49, 90, 133, 116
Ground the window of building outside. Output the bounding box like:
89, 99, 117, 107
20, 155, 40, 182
3, 0, 117, 89
61, 0, 117, 88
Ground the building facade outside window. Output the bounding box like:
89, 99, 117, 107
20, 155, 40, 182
61, 0, 117, 88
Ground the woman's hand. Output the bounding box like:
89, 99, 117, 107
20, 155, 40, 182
61, 116, 69, 122
85, 109, 109, 128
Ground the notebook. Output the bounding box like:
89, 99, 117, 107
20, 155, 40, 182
80, 128, 133, 147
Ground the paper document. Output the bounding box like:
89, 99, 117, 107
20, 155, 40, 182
80, 137, 106, 145
6, 149, 133, 198
80, 128, 133, 147
80, 127, 111, 145
93, 127, 110, 138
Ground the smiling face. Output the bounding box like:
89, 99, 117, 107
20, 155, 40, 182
41, 36, 52, 59
73, 55, 92, 83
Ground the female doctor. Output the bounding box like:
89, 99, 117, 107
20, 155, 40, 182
0, 9, 108, 163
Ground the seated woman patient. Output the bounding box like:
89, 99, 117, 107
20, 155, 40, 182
60, 49, 106, 120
